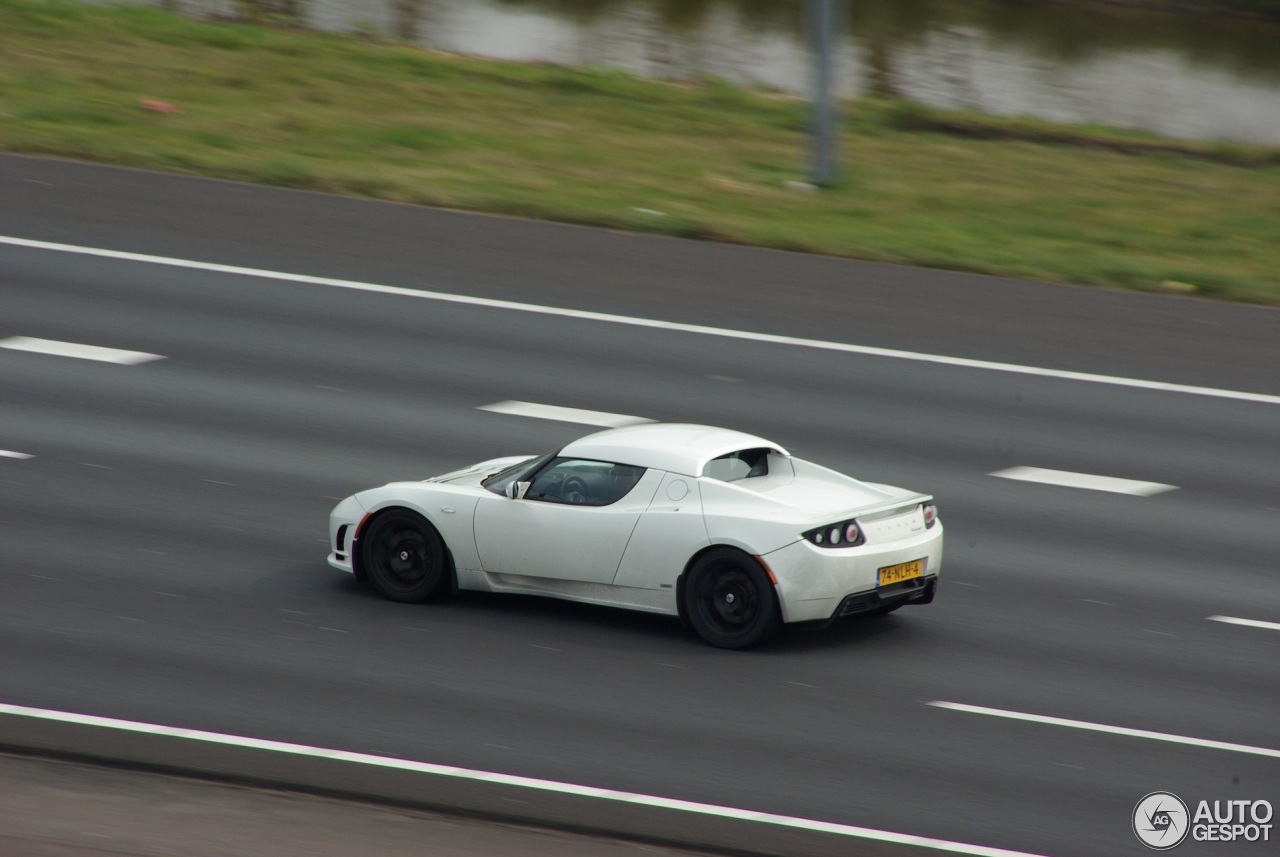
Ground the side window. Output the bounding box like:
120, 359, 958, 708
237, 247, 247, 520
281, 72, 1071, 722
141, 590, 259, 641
527, 458, 646, 506
703, 448, 771, 482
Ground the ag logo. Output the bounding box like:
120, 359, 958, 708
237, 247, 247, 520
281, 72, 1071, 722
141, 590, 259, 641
1134, 792, 1190, 849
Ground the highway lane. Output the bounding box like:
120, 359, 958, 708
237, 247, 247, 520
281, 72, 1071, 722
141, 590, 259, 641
0, 752, 722, 857
4, 153, 1278, 398
1, 157, 1278, 856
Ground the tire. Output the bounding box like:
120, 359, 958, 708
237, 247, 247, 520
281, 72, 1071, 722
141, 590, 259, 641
684, 548, 780, 649
358, 510, 449, 603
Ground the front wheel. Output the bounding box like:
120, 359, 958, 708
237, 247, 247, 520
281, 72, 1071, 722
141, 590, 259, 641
358, 510, 449, 603
684, 548, 780, 649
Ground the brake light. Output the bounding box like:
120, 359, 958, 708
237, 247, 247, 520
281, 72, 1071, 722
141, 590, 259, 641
803, 518, 866, 548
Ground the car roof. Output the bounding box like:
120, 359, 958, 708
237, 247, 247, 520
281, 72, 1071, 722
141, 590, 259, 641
559, 423, 789, 476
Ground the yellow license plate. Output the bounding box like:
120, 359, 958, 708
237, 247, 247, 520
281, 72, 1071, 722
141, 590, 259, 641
878, 559, 923, 586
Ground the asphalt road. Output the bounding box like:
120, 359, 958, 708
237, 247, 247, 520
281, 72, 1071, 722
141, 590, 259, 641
1, 154, 1277, 857
0, 752, 714, 857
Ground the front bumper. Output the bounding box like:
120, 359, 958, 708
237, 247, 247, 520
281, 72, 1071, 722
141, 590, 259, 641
327, 495, 366, 574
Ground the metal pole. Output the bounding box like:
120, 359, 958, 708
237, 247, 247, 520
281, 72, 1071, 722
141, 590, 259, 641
809, 0, 838, 187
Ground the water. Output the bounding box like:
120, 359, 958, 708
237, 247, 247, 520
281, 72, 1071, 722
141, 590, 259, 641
160, 0, 1280, 145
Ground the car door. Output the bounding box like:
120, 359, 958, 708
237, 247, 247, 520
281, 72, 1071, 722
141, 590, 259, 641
473, 458, 660, 584
613, 471, 709, 591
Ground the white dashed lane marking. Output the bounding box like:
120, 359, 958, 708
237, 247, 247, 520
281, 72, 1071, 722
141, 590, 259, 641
930, 702, 1280, 758
1208, 615, 1280, 632
0, 702, 1053, 857
989, 466, 1177, 496
479, 400, 653, 428
0, 336, 163, 365
0, 450, 34, 459
3, 234, 1277, 406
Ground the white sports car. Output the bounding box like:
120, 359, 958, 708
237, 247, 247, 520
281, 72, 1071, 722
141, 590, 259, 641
327, 423, 942, 648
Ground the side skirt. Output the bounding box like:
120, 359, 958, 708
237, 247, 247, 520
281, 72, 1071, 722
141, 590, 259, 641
456, 569, 678, 616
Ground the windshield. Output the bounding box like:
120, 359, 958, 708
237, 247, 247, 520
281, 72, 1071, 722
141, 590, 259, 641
481, 448, 559, 496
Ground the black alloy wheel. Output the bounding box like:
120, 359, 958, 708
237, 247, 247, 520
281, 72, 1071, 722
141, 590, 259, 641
684, 548, 780, 649
359, 510, 449, 603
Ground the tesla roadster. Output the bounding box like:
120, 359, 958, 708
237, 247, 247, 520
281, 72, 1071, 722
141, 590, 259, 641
327, 423, 942, 648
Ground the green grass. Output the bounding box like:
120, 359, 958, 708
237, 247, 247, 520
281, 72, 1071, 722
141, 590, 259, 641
3, 0, 1279, 304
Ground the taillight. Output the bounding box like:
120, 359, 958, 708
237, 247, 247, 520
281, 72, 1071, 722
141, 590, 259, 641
803, 518, 866, 548
923, 502, 938, 529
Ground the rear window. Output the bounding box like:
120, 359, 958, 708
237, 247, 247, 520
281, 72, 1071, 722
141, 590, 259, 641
702, 448, 772, 482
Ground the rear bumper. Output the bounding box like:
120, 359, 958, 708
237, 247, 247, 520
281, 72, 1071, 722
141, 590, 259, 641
762, 523, 943, 623
830, 574, 937, 618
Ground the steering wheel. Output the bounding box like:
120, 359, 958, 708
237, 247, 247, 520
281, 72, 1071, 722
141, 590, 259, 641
561, 476, 591, 505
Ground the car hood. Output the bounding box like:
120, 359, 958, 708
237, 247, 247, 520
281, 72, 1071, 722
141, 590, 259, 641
422, 455, 533, 487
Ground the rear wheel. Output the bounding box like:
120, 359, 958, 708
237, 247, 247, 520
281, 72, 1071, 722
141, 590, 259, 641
359, 510, 449, 603
684, 548, 780, 649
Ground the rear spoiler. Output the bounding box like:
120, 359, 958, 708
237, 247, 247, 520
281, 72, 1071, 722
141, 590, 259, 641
850, 494, 933, 522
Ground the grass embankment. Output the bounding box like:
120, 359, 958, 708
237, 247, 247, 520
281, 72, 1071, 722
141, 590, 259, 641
2, 0, 1279, 304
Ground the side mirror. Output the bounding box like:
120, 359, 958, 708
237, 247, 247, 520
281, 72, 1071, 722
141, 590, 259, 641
505, 481, 531, 500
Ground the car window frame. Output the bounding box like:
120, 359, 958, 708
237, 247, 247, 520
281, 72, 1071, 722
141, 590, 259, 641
481, 448, 560, 497
523, 457, 648, 507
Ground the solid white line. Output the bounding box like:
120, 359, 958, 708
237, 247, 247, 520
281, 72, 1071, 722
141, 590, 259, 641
988, 466, 1176, 496
1, 235, 1276, 406
0, 702, 1050, 857
1208, 615, 1280, 632
0, 335, 163, 365
0, 450, 34, 459
479, 400, 653, 428
930, 702, 1280, 759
